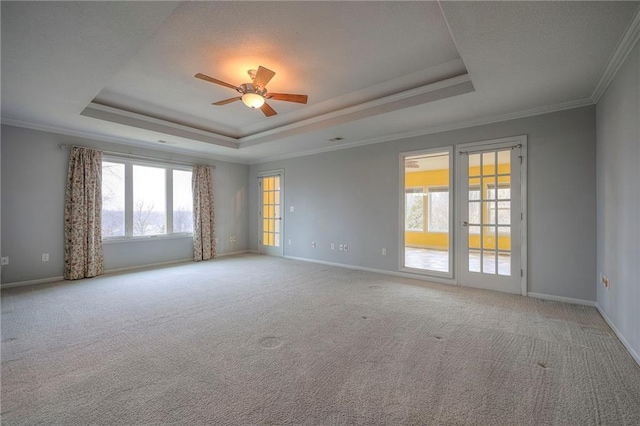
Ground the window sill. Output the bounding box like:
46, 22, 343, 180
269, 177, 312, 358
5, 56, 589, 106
103, 234, 193, 244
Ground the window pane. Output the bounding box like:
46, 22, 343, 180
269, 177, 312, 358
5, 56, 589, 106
102, 162, 125, 237
482, 152, 495, 175
469, 154, 481, 177
133, 165, 166, 236
483, 226, 496, 249
497, 201, 511, 225
469, 201, 481, 225
427, 189, 449, 232
469, 249, 481, 272
497, 150, 511, 175
173, 170, 193, 233
498, 252, 511, 276
483, 251, 497, 274
405, 191, 424, 231
469, 183, 481, 200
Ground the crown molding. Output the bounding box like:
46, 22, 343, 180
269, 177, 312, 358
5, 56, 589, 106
251, 97, 594, 164
591, 6, 640, 103
0, 117, 251, 165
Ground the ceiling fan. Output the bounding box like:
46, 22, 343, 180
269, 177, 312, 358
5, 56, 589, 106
195, 66, 308, 117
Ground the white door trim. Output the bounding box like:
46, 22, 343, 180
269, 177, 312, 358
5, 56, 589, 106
455, 135, 528, 296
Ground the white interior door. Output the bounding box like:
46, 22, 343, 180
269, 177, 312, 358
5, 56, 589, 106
259, 172, 284, 257
458, 139, 526, 295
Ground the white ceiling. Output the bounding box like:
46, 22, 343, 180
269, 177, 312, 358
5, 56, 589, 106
2, 1, 639, 164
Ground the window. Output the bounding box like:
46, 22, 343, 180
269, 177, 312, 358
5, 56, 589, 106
133, 165, 166, 236
427, 188, 449, 232
405, 188, 424, 231
102, 162, 125, 237
173, 170, 194, 233
101, 159, 193, 239
488, 185, 511, 234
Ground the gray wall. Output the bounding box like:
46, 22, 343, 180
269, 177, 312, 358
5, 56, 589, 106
0, 125, 250, 284
250, 106, 597, 301
596, 41, 639, 358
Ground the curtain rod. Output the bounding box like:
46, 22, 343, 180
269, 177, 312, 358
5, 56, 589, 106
458, 144, 522, 155
58, 144, 215, 169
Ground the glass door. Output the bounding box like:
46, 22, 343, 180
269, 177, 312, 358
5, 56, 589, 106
401, 148, 453, 277
259, 173, 284, 257
458, 141, 526, 294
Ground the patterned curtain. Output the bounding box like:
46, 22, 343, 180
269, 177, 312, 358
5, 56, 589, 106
64, 147, 104, 280
192, 165, 216, 261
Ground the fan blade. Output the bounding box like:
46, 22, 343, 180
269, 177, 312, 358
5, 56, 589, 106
212, 97, 242, 106
253, 66, 275, 89
267, 93, 308, 104
260, 102, 277, 117
195, 73, 237, 90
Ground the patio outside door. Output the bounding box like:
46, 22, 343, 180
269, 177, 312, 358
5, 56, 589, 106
458, 138, 526, 295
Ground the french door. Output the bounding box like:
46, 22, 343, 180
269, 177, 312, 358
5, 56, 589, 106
258, 172, 284, 257
457, 138, 526, 295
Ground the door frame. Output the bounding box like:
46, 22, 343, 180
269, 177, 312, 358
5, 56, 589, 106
455, 135, 528, 296
258, 169, 285, 257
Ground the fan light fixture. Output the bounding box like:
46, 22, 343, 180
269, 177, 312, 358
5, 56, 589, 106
241, 92, 265, 109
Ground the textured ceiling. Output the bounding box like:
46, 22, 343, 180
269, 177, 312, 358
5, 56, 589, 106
93, 1, 462, 137
2, 1, 639, 163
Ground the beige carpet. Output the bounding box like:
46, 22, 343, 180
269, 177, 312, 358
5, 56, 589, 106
1, 254, 639, 425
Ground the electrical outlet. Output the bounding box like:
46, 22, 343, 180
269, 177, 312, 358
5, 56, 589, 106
331, 242, 335, 250
339, 244, 344, 251
288, 239, 292, 245
42, 253, 49, 262
290, 206, 294, 212
382, 248, 387, 256
0, 257, 8, 265
344, 244, 348, 252
311, 241, 316, 248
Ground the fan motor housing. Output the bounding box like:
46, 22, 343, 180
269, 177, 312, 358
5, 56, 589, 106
238, 83, 268, 97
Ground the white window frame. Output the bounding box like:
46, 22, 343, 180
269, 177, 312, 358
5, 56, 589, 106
427, 187, 449, 233
102, 156, 193, 241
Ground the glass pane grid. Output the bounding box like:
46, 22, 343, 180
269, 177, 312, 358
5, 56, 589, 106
262, 176, 281, 248
467, 149, 513, 277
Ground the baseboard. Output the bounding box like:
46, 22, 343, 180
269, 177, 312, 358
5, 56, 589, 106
217, 249, 256, 257
596, 303, 640, 367
1, 276, 65, 289
1, 250, 255, 289
283, 255, 456, 286
104, 258, 193, 275
528, 292, 596, 307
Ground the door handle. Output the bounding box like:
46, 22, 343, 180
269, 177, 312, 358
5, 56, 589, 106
462, 221, 468, 227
